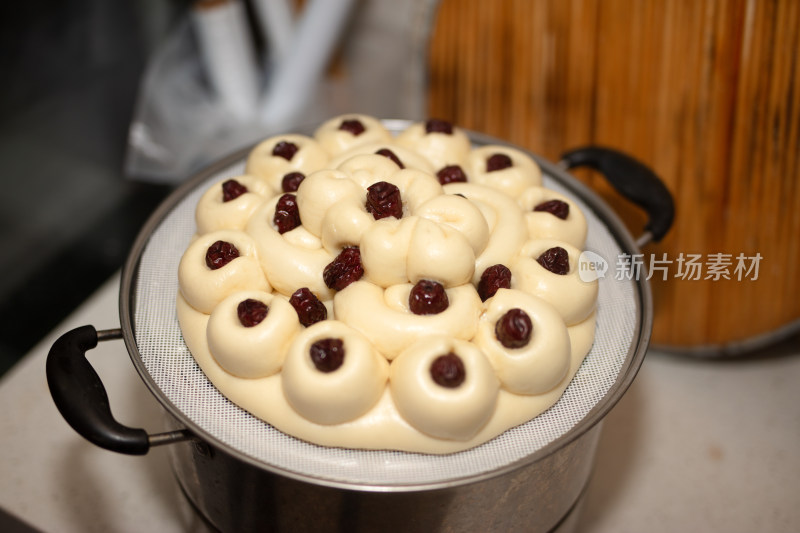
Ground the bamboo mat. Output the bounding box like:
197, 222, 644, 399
427, 0, 800, 349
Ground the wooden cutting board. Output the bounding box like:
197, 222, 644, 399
427, 0, 800, 351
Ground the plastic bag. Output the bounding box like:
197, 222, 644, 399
124, 0, 439, 184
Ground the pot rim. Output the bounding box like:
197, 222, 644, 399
119, 119, 652, 492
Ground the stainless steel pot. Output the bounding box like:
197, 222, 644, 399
47, 122, 673, 533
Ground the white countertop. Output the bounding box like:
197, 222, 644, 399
1, 273, 798, 533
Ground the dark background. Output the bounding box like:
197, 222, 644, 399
0, 1, 195, 375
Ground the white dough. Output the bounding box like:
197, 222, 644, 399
475, 289, 571, 395
207, 290, 299, 378
518, 186, 588, 249
390, 336, 499, 440
195, 175, 273, 235
468, 144, 543, 198
176, 115, 600, 454
245, 134, 330, 191
178, 230, 270, 314
394, 120, 471, 171
511, 239, 598, 326
282, 320, 389, 425
313, 114, 393, 156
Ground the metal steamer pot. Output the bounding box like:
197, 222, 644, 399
47, 122, 674, 533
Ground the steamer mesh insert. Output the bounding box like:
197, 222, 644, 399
132, 151, 637, 487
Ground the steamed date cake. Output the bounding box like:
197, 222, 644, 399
176, 114, 598, 454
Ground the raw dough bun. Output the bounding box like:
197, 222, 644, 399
333, 152, 405, 188
395, 120, 471, 171
511, 239, 598, 325
377, 168, 444, 214
414, 193, 490, 257
333, 281, 482, 359
176, 293, 598, 454
318, 194, 375, 253
207, 290, 300, 378
176, 115, 602, 453
313, 114, 392, 155
282, 320, 389, 425
405, 217, 475, 287
518, 186, 588, 249
245, 134, 329, 191
390, 336, 500, 440
296, 169, 364, 238
178, 230, 270, 314
245, 196, 335, 300
195, 175, 273, 235
328, 142, 435, 175
360, 217, 420, 288
474, 289, 570, 395
468, 145, 543, 198
305, 166, 446, 257
443, 183, 528, 285
360, 214, 478, 289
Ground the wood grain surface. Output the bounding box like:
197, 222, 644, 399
427, 0, 800, 349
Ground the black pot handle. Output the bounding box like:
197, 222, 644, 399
560, 146, 675, 245
46, 325, 190, 455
